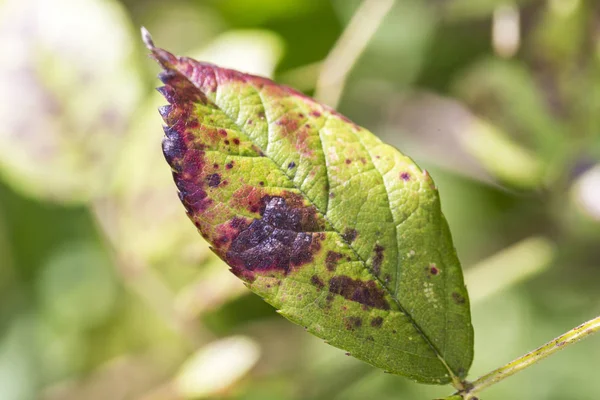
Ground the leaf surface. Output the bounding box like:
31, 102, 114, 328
143, 29, 473, 384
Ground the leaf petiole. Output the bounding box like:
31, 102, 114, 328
454, 315, 600, 399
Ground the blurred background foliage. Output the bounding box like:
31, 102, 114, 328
0, 0, 599, 399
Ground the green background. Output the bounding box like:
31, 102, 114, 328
0, 0, 599, 399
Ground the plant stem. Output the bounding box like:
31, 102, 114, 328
461, 315, 600, 398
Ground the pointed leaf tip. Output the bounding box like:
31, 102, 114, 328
141, 26, 155, 50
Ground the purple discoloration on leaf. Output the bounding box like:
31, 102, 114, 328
342, 228, 358, 243
288, 161, 296, 169
206, 173, 221, 188
344, 316, 363, 330
328, 276, 390, 310
226, 196, 324, 281
400, 172, 411, 181
429, 264, 439, 276
325, 251, 343, 271
311, 275, 325, 290
372, 244, 384, 275
371, 316, 384, 328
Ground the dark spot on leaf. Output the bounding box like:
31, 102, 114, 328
310, 111, 321, 118
288, 161, 296, 169
342, 228, 357, 243
429, 265, 439, 275
329, 192, 335, 199
345, 159, 351, 164
259, 181, 265, 186
372, 244, 384, 275
371, 316, 383, 328
247, 119, 253, 125
233, 138, 240, 145
213, 163, 219, 169
311, 275, 324, 290
226, 162, 234, 169
400, 172, 411, 181
218, 129, 227, 137
298, 113, 305, 118
325, 251, 343, 271
328, 276, 389, 310
224, 140, 230, 145
206, 173, 221, 188
258, 111, 265, 119
227, 197, 324, 281
344, 316, 362, 330
452, 292, 466, 305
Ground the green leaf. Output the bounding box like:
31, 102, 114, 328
143, 28, 473, 385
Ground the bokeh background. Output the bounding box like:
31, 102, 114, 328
1, 0, 599, 399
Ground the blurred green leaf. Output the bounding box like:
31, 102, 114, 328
0, 0, 143, 203
175, 336, 261, 399
460, 118, 545, 188
37, 242, 118, 331
453, 58, 568, 185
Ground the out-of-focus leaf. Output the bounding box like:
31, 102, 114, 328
465, 236, 556, 303
0, 0, 142, 203
528, 0, 586, 65
453, 58, 566, 165
461, 119, 545, 189
175, 261, 248, 320
382, 91, 544, 189
572, 165, 600, 223
175, 336, 261, 398
442, 0, 536, 22
37, 242, 118, 330
217, 0, 320, 25
333, 0, 436, 90
0, 317, 37, 400
192, 30, 284, 78
144, 32, 473, 384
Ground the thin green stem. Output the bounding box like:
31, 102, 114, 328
460, 315, 600, 399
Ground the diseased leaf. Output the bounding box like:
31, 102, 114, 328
143, 29, 473, 385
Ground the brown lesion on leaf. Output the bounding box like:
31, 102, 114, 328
370, 316, 384, 328
311, 275, 325, 290
342, 228, 358, 243
328, 276, 390, 310
452, 292, 466, 305
372, 244, 384, 276
344, 316, 362, 331
325, 251, 343, 271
